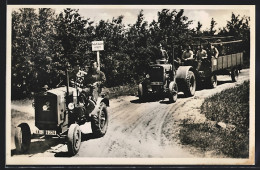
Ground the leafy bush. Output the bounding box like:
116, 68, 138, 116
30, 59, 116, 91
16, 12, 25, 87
201, 81, 249, 130
104, 84, 138, 99
180, 81, 250, 158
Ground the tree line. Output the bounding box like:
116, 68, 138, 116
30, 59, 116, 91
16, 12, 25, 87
11, 8, 250, 99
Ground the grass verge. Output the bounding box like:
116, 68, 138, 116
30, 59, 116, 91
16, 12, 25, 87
179, 81, 249, 158
103, 84, 138, 99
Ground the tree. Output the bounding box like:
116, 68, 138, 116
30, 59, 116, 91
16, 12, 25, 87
56, 8, 88, 66
149, 9, 193, 61
94, 15, 130, 86
196, 21, 202, 35
11, 7, 196, 99
32, 8, 62, 90
209, 18, 217, 35
12, 8, 38, 99
218, 13, 250, 67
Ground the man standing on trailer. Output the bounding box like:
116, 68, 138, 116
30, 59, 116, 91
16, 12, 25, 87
209, 44, 219, 59
196, 45, 208, 70
181, 46, 194, 61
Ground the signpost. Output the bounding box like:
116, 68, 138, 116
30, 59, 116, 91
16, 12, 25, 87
92, 41, 104, 71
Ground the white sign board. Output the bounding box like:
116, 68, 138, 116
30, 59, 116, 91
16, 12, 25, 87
92, 41, 104, 51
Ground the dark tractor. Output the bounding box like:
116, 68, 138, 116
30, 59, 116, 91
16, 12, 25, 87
14, 67, 109, 156
138, 59, 196, 102
138, 37, 243, 102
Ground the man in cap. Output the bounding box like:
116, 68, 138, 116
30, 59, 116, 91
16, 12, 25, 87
181, 46, 194, 61
209, 44, 219, 59
82, 61, 106, 103
159, 43, 169, 61
69, 60, 87, 86
196, 44, 208, 70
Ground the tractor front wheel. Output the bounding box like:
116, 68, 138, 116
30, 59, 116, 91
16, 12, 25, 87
168, 81, 178, 103
183, 71, 196, 97
67, 124, 81, 156
14, 123, 31, 153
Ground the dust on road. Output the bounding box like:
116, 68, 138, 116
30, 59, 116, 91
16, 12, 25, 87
10, 69, 250, 158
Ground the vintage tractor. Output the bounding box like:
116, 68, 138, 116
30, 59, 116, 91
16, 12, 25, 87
14, 68, 109, 156
138, 59, 196, 102
138, 37, 243, 102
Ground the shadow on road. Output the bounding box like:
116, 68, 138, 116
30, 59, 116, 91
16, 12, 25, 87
54, 133, 100, 158
81, 133, 99, 142
12, 133, 99, 157
217, 80, 233, 86
159, 100, 172, 104
130, 94, 187, 104
130, 99, 142, 103
11, 138, 63, 156
130, 96, 163, 104
54, 152, 71, 157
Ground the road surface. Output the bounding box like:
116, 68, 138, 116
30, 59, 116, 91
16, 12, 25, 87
10, 69, 250, 158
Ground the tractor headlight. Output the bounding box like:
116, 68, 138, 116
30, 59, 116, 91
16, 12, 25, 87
42, 101, 50, 111
68, 103, 75, 110
42, 105, 48, 111
146, 74, 150, 79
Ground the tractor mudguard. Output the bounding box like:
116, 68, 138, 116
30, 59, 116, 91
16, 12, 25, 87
175, 66, 194, 80
89, 97, 109, 116
101, 97, 109, 107
175, 66, 195, 92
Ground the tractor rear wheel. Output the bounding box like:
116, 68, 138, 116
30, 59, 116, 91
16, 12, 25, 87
183, 71, 196, 97
67, 124, 81, 156
91, 102, 108, 137
168, 81, 178, 103
15, 123, 31, 153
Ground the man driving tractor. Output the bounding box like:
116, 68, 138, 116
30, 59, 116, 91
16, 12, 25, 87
72, 60, 106, 118
82, 61, 106, 103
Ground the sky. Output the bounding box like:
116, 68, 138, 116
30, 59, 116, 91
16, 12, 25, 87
11, 5, 252, 31
61, 6, 251, 31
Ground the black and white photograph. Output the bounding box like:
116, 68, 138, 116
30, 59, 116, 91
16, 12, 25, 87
6, 4, 255, 165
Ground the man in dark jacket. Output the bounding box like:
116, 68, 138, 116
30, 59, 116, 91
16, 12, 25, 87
83, 61, 106, 102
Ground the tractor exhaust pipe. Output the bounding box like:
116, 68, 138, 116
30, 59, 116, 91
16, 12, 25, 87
66, 68, 70, 105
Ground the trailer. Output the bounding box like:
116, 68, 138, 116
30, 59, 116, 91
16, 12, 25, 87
180, 38, 244, 88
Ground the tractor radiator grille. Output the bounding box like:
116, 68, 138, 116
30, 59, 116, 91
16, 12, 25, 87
35, 93, 58, 130
150, 66, 164, 82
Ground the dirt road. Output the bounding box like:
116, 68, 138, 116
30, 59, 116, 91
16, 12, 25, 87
11, 69, 250, 158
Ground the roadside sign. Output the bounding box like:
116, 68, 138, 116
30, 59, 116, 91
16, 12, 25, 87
92, 41, 104, 51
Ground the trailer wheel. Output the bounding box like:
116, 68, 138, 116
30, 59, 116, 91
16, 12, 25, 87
138, 83, 147, 101
67, 124, 81, 156
207, 74, 217, 88
91, 102, 108, 137
183, 71, 196, 97
169, 81, 178, 103
231, 68, 238, 82
15, 123, 31, 153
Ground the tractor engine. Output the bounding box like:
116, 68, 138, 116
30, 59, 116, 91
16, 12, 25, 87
148, 64, 173, 93
34, 87, 75, 131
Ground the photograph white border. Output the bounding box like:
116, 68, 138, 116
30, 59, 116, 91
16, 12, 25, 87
6, 4, 255, 165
